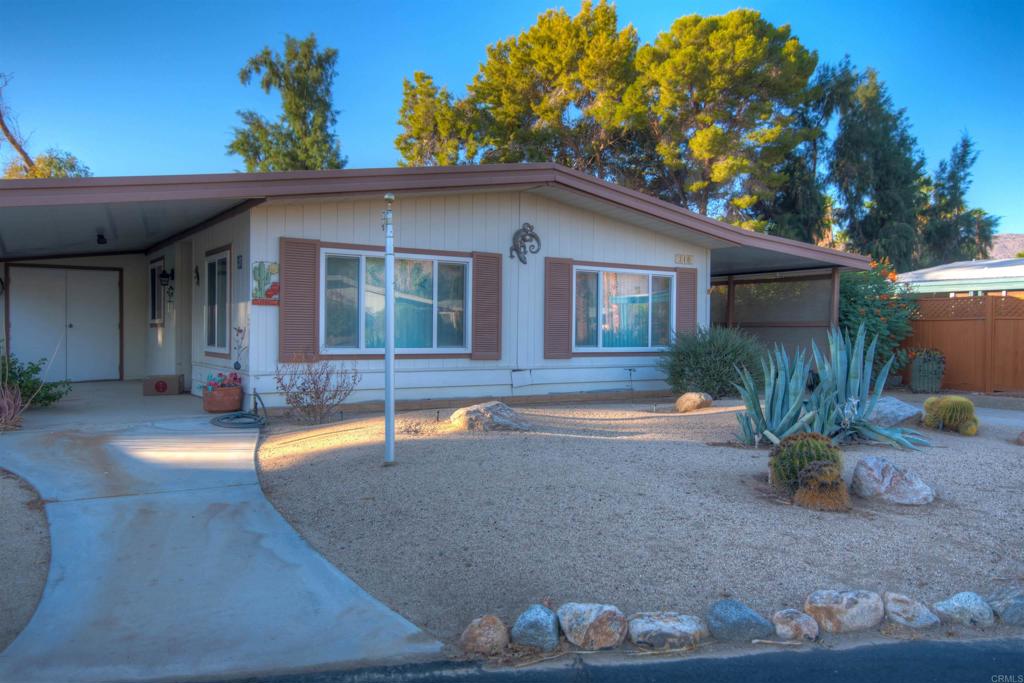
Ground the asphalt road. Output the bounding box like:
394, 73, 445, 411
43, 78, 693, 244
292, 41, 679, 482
210, 638, 1024, 683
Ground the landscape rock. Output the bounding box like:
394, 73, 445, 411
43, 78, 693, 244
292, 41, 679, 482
932, 592, 995, 627
449, 401, 530, 432
883, 592, 940, 629
851, 456, 935, 505
627, 612, 708, 650
987, 586, 1024, 626
804, 590, 884, 633
771, 609, 819, 641
510, 604, 560, 651
556, 603, 627, 650
869, 396, 922, 427
459, 615, 509, 656
675, 392, 713, 413
706, 599, 773, 641
1016, 431, 1024, 446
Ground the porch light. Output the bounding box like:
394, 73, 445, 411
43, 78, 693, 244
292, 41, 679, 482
159, 268, 175, 287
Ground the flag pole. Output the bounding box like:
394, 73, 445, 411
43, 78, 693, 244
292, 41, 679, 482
382, 192, 396, 465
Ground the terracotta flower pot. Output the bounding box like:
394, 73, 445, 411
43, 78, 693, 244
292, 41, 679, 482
203, 385, 243, 413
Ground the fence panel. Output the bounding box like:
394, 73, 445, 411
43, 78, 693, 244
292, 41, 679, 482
906, 296, 1024, 393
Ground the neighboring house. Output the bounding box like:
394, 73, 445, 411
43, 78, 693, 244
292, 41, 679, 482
0, 164, 867, 406
899, 258, 1024, 298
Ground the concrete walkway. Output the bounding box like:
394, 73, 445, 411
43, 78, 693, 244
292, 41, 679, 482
0, 413, 440, 683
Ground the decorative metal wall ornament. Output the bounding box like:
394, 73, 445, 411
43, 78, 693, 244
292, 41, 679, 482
510, 222, 541, 264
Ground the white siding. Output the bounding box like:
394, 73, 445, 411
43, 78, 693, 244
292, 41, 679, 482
246, 191, 710, 405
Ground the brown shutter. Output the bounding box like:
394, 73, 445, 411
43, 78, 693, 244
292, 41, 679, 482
675, 267, 698, 335
471, 252, 502, 360
279, 237, 319, 361
544, 257, 573, 359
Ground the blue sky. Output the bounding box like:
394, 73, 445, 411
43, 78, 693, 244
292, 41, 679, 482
2, 0, 1022, 230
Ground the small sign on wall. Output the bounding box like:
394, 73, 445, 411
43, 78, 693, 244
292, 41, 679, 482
674, 253, 694, 265
252, 261, 280, 305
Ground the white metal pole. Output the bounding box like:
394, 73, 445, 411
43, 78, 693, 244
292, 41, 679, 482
383, 193, 396, 465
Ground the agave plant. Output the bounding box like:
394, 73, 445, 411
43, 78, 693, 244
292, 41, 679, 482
809, 323, 928, 449
735, 345, 816, 446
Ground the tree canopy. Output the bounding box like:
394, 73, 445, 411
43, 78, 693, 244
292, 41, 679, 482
228, 33, 346, 172
393, 3, 999, 270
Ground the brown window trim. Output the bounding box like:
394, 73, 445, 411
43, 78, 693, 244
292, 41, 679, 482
319, 352, 472, 360
318, 240, 473, 259
203, 244, 232, 358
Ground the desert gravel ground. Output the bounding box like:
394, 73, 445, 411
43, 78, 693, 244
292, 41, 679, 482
257, 396, 1024, 644
0, 469, 49, 652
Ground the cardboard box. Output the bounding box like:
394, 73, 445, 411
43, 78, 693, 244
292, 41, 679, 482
143, 375, 185, 396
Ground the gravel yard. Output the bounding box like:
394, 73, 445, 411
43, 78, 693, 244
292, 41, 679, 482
257, 397, 1024, 644
0, 469, 49, 652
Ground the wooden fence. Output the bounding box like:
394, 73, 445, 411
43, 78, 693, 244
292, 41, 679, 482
905, 296, 1024, 393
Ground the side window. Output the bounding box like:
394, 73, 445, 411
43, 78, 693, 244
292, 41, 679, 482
205, 250, 230, 351
148, 258, 164, 325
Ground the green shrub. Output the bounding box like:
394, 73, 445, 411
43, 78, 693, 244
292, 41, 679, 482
769, 432, 843, 494
660, 327, 765, 399
839, 257, 917, 372
0, 355, 72, 408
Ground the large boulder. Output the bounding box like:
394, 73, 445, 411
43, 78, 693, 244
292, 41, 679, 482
771, 609, 819, 641
675, 392, 712, 413
627, 612, 708, 650
556, 603, 627, 650
460, 615, 509, 656
449, 401, 530, 432
851, 456, 935, 505
1016, 431, 1024, 446
706, 599, 773, 641
869, 396, 922, 427
932, 592, 995, 627
804, 590, 884, 633
987, 586, 1024, 626
510, 604, 560, 652
883, 592, 940, 629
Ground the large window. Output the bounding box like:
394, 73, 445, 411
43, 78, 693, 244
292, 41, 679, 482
320, 248, 471, 353
205, 250, 229, 352
573, 266, 674, 351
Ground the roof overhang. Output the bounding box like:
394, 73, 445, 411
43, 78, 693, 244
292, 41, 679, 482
0, 163, 870, 275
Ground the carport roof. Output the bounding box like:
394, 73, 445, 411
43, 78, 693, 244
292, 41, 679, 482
0, 163, 869, 275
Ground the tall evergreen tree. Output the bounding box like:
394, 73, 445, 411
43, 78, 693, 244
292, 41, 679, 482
918, 134, 998, 266
829, 70, 925, 271
625, 10, 818, 223
394, 72, 467, 166
228, 34, 345, 172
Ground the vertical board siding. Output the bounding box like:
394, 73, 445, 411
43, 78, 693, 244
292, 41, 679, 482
279, 237, 319, 361
544, 257, 573, 359
471, 252, 502, 360
675, 267, 698, 335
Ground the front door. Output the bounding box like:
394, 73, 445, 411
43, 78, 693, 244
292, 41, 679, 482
8, 266, 121, 382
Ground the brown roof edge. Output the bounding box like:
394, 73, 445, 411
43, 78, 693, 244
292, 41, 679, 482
0, 162, 870, 270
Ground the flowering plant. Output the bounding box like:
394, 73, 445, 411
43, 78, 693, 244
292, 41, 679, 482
204, 372, 242, 392
839, 257, 917, 371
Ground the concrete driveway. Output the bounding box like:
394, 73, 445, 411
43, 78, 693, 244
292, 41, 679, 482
0, 400, 440, 683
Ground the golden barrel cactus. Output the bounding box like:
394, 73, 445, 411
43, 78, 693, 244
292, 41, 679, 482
923, 395, 978, 436
769, 432, 843, 494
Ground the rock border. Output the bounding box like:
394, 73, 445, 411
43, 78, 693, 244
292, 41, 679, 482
461, 586, 1021, 658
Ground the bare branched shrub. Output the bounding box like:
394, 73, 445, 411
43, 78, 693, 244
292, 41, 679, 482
0, 385, 24, 432
274, 355, 361, 424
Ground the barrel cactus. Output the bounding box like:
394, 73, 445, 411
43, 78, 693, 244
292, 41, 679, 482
923, 395, 978, 436
769, 432, 843, 494
792, 461, 850, 512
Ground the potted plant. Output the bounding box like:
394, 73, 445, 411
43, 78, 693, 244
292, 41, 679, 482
202, 372, 243, 413
908, 348, 945, 394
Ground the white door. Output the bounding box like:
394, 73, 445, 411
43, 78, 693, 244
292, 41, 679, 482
66, 270, 120, 381
8, 267, 120, 382
9, 267, 69, 382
